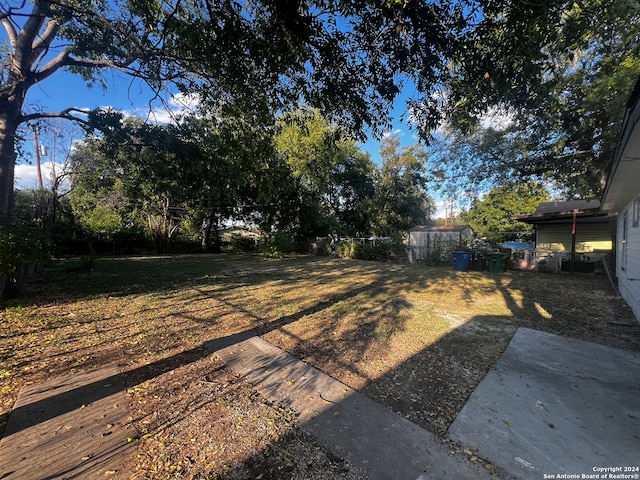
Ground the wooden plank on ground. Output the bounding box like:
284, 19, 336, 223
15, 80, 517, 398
0, 366, 136, 480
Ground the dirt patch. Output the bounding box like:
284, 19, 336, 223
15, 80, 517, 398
1, 254, 638, 478
123, 348, 366, 479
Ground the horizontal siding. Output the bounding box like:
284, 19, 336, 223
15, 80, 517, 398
537, 223, 612, 252
618, 200, 640, 321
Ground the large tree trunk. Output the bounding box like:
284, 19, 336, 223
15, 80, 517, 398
1, 0, 66, 224
0, 98, 21, 224
201, 210, 222, 253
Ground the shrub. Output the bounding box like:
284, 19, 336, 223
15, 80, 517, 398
352, 238, 405, 262
311, 238, 332, 256
229, 233, 258, 252
0, 226, 51, 288
335, 240, 356, 258
259, 232, 295, 258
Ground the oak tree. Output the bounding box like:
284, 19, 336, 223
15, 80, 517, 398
2, 0, 617, 223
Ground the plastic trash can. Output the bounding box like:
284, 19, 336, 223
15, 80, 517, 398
469, 252, 487, 271
487, 252, 506, 273
452, 251, 471, 271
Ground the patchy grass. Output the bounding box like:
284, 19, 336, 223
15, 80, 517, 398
1, 254, 638, 478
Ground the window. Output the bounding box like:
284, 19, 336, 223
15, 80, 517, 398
634, 196, 640, 228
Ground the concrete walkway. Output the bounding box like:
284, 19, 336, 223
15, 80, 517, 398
6, 327, 630, 480
449, 328, 640, 480
205, 332, 494, 480
0, 366, 136, 480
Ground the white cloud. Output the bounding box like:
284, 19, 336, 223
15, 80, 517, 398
382, 128, 403, 138
125, 92, 201, 124
169, 92, 200, 112
96, 92, 202, 125
479, 107, 514, 130
15, 161, 71, 191
14, 164, 38, 188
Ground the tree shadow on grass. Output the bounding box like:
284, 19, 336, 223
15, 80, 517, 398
0, 257, 416, 435
211, 270, 640, 479
4, 254, 323, 306
5, 257, 636, 478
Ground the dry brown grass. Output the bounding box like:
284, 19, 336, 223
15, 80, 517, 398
1, 254, 638, 478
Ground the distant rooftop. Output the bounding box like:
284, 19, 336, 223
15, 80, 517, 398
409, 225, 472, 232
513, 200, 605, 223
533, 200, 601, 215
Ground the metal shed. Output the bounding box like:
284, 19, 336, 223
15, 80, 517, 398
407, 225, 474, 262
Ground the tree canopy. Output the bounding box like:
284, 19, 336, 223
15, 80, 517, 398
275, 108, 376, 238
372, 133, 434, 235
428, 0, 640, 199
4, 0, 630, 222
67, 110, 286, 250
458, 181, 551, 243
63, 108, 440, 251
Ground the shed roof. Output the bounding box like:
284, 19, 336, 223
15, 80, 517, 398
409, 225, 472, 232
533, 200, 600, 215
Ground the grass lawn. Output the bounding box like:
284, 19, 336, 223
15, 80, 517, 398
1, 254, 638, 478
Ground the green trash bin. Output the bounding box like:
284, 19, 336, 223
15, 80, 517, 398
487, 252, 506, 273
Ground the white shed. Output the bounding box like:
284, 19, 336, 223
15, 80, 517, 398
407, 225, 474, 262
601, 78, 640, 322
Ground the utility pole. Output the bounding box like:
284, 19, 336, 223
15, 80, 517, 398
570, 208, 578, 274
32, 125, 44, 189
444, 200, 454, 226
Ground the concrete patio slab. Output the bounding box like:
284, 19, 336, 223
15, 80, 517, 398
449, 328, 640, 480
0, 366, 136, 480
206, 332, 494, 480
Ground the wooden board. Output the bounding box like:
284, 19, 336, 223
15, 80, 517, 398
0, 366, 136, 480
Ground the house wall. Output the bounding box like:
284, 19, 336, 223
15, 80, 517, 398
616, 196, 640, 321
536, 223, 612, 253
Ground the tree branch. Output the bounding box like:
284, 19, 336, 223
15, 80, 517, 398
32, 49, 69, 84
63, 55, 131, 71
0, 13, 18, 48
21, 107, 91, 125
31, 17, 59, 61
15, 1, 49, 69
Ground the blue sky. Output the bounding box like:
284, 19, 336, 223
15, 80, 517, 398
18, 67, 414, 157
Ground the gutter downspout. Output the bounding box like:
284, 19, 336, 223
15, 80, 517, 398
570, 209, 578, 274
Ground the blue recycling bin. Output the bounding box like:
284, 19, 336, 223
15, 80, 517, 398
452, 251, 471, 271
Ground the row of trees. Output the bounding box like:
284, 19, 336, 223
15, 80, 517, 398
16, 109, 434, 253
17, 107, 562, 255
4, 0, 640, 225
